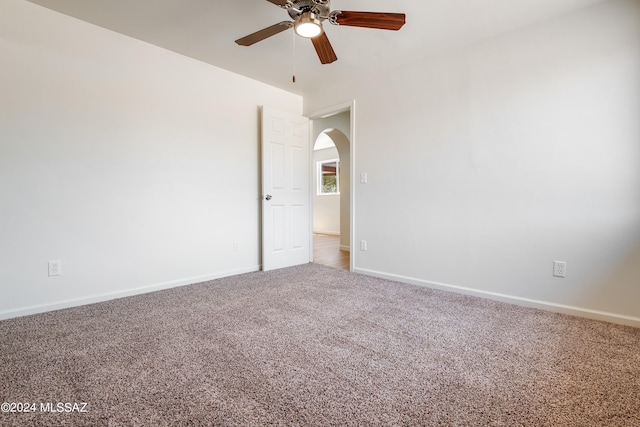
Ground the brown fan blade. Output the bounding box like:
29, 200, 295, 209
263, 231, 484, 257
235, 22, 292, 46
333, 11, 406, 31
311, 32, 338, 64
266, 0, 289, 6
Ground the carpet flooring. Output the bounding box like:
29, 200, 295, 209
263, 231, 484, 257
1, 263, 639, 426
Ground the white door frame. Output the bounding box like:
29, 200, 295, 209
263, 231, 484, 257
308, 100, 356, 272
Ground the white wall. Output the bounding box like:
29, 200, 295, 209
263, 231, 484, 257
305, 0, 640, 326
0, 0, 302, 318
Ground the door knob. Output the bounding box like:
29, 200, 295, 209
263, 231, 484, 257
265, 194, 272, 200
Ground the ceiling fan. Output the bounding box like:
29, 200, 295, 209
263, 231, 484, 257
235, 0, 406, 65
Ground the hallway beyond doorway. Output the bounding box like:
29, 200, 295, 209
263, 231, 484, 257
313, 234, 349, 271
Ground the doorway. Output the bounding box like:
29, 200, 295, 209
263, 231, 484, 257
310, 105, 353, 271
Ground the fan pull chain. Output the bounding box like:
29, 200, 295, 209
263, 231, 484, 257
292, 29, 296, 83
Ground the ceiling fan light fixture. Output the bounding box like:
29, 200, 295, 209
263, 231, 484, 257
295, 11, 323, 38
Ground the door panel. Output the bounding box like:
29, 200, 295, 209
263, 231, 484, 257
261, 107, 310, 271
291, 146, 305, 191
270, 142, 285, 190
291, 204, 305, 249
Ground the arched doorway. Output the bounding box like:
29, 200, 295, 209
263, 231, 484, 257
312, 120, 350, 270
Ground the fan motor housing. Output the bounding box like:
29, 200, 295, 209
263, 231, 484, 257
288, 0, 330, 19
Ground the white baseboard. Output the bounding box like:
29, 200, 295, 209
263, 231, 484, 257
313, 230, 340, 236
0, 265, 260, 321
354, 267, 640, 328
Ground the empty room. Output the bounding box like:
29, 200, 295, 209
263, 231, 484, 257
1, 0, 639, 425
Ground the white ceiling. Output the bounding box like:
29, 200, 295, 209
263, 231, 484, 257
27, 0, 606, 96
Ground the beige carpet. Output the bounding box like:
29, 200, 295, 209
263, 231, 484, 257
1, 263, 639, 426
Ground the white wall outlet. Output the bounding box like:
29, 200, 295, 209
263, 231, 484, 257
48, 260, 61, 276
234, 241, 240, 252
360, 240, 368, 251
360, 172, 368, 184
553, 261, 567, 278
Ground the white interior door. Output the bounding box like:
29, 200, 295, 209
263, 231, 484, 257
261, 106, 310, 271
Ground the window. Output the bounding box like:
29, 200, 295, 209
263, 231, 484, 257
317, 159, 339, 195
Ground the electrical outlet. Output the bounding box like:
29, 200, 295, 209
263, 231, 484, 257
48, 260, 61, 276
360, 240, 367, 251
234, 241, 240, 252
360, 173, 368, 184
553, 261, 566, 278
